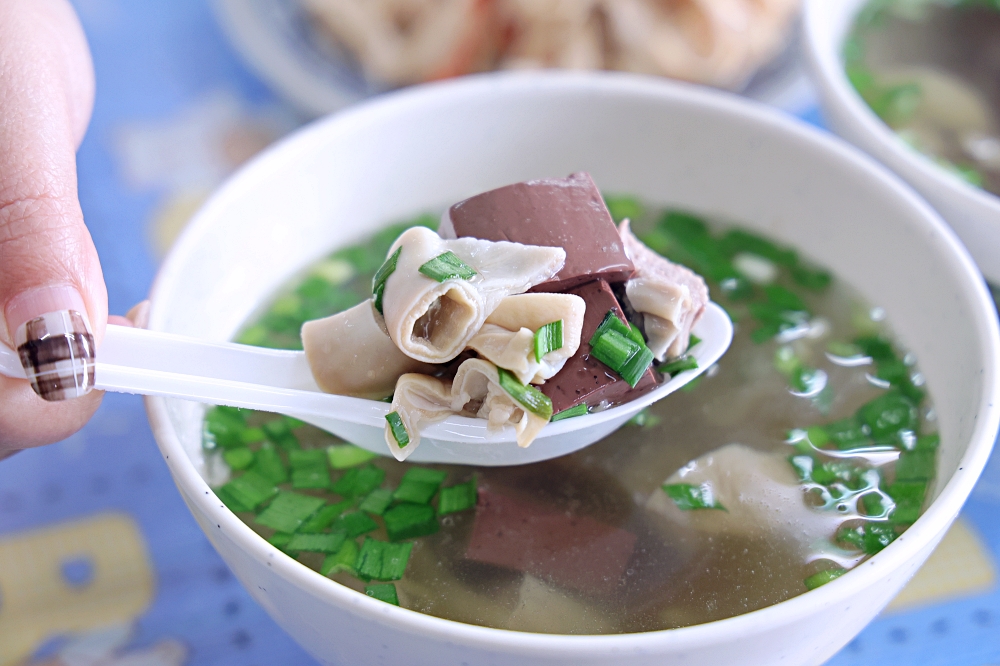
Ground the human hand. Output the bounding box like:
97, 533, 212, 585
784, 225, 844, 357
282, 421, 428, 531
0, 0, 109, 455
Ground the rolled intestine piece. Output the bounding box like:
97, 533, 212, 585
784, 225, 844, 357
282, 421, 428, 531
451, 358, 548, 448
381, 226, 565, 364
467, 293, 585, 385
384, 373, 454, 461
619, 220, 709, 361
302, 300, 434, 399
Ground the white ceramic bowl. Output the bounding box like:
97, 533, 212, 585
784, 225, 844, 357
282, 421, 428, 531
802, 0, 1000, 285
145, 72, 1000, 666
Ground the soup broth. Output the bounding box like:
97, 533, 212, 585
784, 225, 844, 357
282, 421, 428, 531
846, 0, 1000, 195
206, 200, 939, 633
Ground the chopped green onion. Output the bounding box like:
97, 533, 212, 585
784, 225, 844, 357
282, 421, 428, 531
365, 583, 400, 606
255, 491, 325, 533
895, 450, 936, 482
263, 419, 300, 451
216, 485, 252, 513
286, 532, 347, 554
252, 442, 288, 484
659, 355, 698, 376
688, 334, 702, 348
218, 471, 277, 511
267, 532, 295, 555
385, 412, 409, 449
418, 251, 476, 282
290, 467, 329, 488
335, 511, 379, 538
915, 433, 940, 451
372, 247, 402, 314
856, 391, 917, 440
533, 320, 564, 362
383, 503, 439, 542
603, 195, 644, 222
284, 415, 306, 429
663, 483, 726, 510
321, 539, 360, 577
804, 568, 847, 590
496, 368, 553, 420
359, 488, 394, 515
223, 448, 255, 470
393, 479, 438, 505
627, 408, 661, 428
551, 403, 588, 422
887, 481, 926, 524
289, 449, 330, 490
590, 328, 654, 388
837, 523, 897, 555
299, 501, 353, 533
438, 479, 477, 515
861, 491, 889, 517
332, 465, 386, 499
239, 427, 266, 445
204, 406, 247, 449
590, 310, 644, 347
355, 538, 414, 581
327, 444, 378, 469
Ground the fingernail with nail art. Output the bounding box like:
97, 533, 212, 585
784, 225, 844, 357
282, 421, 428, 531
15, 310, 96, 401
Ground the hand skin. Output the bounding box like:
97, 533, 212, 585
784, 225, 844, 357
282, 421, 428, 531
0, 0, 110, 454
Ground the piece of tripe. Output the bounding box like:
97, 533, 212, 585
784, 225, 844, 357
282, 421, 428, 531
380, 226, 565, 364
619, 219, 709, 361
467, 293, 585, 385
302, 300, 432, 399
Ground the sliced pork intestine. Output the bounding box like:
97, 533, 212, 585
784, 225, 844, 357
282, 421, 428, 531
302, 300, 433, 399
381, 226, 565, 364
467, 293, 585, 385
451, 358, 548, 448
385, 373, 454, 461
619, 219, 709, 361
384, 357, 550, 459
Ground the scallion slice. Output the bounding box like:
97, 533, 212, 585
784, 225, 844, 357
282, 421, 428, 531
662, 483, 726, 511
385, 412, 409, 449
590, 310, 644, 347
590, 328, 654, 387
372, 247, 402, 314
533, 320, 564, 362
255, 491, 325, 532
358, 488, 394, 516
218, 471, 277, 511
551, 403, 588, 422
356, 537, 414, 581
286, 532, 347, 554
496, 368, 553, 421
383, 503, 439, 542
619, 345, 655, 387
804, 568, 846, 590
335, 511, 379, 538
659, 355, 698, 376
321, 539, 360, 577
418, 251, 476, 282
365, 583, 400, 606
332, 464, 385, 498
438, 479, 477, 515
327, 444, 378, 469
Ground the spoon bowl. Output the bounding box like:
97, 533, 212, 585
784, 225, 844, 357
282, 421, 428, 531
0, 302, 731, 465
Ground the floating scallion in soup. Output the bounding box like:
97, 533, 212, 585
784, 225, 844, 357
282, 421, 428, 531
205, 197, 938, 634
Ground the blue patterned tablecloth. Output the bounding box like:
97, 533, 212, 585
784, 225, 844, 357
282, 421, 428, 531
0, 2, 996, 664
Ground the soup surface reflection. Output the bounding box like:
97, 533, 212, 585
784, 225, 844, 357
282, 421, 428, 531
206, 200, 939, 633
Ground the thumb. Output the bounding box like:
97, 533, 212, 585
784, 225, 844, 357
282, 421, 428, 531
0, 0, 105, 449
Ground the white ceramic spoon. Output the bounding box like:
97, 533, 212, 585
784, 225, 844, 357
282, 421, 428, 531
0, 302, 732, 465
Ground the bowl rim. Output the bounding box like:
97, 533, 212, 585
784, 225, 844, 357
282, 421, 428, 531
145, 71, 1000, 654
801, 0, 1000, 215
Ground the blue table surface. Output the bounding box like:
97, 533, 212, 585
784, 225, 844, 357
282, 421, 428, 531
0, 2, 997, 664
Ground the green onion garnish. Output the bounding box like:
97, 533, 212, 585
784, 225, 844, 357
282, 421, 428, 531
372, 247, 402, 314
662, 483, 726, 511
496, 368, 553, 421
335, 511, 379, 538
288, 449, 330, 490
533, 320, 564, 362
590, 329, 654, 387
217, 471, 277, 511
299, 501, 352, 533
358, 488, 394, 516
438, 479, 477, 515
551, 403, 588, 422
383, 503, 439, 542
393, 468, 446, 504
332, 464, 386, 498
251, 442, 288, 484
804, 568, 847, 590
385, 412, 409, 449
320, 539, 360, 577
286, 532, 347, 554
659, 355, 698, 376
223, 447, 255, 470
356, 537, 414, 581
255, 491, 325, 532
418, 251, 476, 282
590, 310, 644, 347
327, 444, 378, 469
887, 481, 926, 524
365, 583, 400, 606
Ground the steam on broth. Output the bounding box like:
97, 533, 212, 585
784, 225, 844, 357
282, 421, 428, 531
206, 198, 939, 633
846, 0, 1000, 195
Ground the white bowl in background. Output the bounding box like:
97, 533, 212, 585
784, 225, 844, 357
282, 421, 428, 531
145, 72, 1000, 666
802, 0, 1000, 285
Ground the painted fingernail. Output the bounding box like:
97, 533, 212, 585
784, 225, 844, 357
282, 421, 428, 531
15, 310, 96, 401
